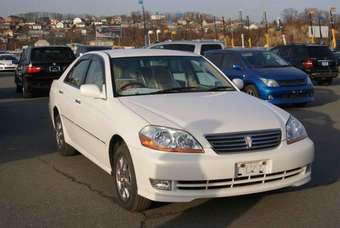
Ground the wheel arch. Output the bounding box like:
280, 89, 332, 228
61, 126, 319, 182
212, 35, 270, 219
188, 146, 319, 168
108, 134, 125, 175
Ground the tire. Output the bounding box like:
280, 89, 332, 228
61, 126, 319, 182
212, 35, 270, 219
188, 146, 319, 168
54, 114, 77, 156
112, 141, 152, 211
22, 78, 33, 98
16, 84, 22, 93
244, 85, 260, 98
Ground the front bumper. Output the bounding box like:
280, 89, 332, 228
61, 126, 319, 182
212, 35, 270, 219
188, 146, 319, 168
25, 76, 60, 89
0, 65, 17, 71
131, 137, 314, 202
259, 86, 314, 105
309, 71, 338, 80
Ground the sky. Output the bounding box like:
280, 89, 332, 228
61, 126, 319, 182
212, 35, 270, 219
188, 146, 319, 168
1, 0, 340, 21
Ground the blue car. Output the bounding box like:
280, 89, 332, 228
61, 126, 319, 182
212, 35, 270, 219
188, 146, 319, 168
205, 49, 314, 106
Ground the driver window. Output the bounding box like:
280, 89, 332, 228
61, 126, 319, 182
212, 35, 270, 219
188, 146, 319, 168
64, 59, 90, 88
84, 57, 105, 91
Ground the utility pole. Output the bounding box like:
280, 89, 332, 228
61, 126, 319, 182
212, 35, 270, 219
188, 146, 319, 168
230, 18, 235, 48
246, 16, 251, 48
309, 11, 315, 44
222, 16, 227, 46
200, 14, 204, 39
264, 11, 270, 47
138, 0, 148, 46
239, 10, 245, 48
318, 15, 323, 43
330, 7, 337, 49
214, 16, 218, 40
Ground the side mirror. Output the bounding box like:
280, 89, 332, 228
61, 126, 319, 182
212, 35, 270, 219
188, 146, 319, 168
232, 64, 242, 71
232, 78, 244, 90
80, 84, 106, 99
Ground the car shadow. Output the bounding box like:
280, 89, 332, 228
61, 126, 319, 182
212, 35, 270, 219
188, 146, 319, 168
0, 97, 56, 165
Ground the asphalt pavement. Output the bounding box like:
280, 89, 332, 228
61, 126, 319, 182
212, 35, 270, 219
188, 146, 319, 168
0, 72, 339, 228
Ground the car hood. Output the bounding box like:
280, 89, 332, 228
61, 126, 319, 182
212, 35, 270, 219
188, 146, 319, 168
119, 92, 290, 146
251, 67, 307, 81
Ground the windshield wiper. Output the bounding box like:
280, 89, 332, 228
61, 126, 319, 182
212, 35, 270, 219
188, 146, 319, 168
208, 86, 234, 91
149, 87, 204, 94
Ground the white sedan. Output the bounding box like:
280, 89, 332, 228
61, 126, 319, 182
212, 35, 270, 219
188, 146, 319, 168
49, 49, 314, 211
0, 54, 18, 71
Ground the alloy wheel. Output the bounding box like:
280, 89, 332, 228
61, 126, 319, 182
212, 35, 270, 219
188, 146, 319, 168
115, 155, 132, 202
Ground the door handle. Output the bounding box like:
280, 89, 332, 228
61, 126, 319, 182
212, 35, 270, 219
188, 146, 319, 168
58, 90, 64, 94
75, 99, 81, 104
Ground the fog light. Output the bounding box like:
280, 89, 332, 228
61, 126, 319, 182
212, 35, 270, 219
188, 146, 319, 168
268, 95, 274, 100
150, 179, 172, 191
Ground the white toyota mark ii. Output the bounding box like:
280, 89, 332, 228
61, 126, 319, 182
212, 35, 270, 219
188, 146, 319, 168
49, 49, 314, 211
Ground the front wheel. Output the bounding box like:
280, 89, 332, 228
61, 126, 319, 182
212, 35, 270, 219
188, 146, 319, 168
244, 85, 260, 98
113, 142, 151, 211
54, 114, 77, 156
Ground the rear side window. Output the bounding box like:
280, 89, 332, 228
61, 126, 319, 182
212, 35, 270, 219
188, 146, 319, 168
222, 53, 242, 69
31, 47, 75, 63
206, 53, 222, 67
289, 46, 308, 60
308, 46, 334, 59
64, 59, 90, 88
200, 44, 223, 55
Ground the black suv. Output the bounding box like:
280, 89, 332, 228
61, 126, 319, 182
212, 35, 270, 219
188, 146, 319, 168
272, 44, 338, 85
15, 46, 75, 97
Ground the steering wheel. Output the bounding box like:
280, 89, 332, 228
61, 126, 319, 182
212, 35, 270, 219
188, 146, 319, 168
119, 82, 146, 92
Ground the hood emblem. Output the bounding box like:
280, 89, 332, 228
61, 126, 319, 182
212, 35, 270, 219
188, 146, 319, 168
244, 136, 253, 148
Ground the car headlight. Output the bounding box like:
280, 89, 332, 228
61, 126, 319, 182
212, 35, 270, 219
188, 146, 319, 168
260, 78, 279, 87
139, 125, 204, 153
286, 116, 307, 144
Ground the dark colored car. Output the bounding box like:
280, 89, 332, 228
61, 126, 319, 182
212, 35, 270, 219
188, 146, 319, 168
272, 44, 338, 85
205, 49, 314, 106
74, 45, 112, 57
15, 46, 75, 98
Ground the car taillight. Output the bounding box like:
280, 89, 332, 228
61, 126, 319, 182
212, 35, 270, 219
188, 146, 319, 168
303, 59, 314, 69
26, 66, 41, 74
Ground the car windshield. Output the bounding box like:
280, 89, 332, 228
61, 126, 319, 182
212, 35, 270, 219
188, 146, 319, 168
0, 55, 18, 63
111, 56, 235, 96
241, 51, 291, 68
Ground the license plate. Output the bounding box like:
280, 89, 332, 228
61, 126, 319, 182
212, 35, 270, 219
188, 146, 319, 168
49, 66, 60, 72
321, 61, 329, 66
235, 160, 269, 177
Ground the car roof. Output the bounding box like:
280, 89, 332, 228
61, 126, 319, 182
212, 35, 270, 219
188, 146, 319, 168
151, 40, 223, 46
30, 45, 72, 50
103, 49, 199, 58
205, 48, 267, 54
275, 44, 330, 48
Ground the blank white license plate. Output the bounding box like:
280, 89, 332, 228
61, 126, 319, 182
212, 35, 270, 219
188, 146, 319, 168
321, 61, 329, 66
235, 160, 268, 177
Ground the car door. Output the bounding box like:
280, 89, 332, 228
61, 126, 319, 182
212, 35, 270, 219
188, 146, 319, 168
15, 49, 28, 84
59, 56, 91, 148
221, 53, 244, 80
75, 54, 110, 167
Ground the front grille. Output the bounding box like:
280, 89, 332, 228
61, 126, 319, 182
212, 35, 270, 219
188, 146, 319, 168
175, 166, 307, 191
277, 92, 313, 99
205, 129, 281, 153
278, 79, 306, 87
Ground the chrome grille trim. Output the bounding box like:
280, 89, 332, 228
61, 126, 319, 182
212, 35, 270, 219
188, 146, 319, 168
175, 166, 307, 191
205, 129, 282, 153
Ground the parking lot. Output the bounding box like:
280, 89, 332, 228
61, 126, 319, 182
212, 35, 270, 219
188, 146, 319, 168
0, 71, 340, 228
